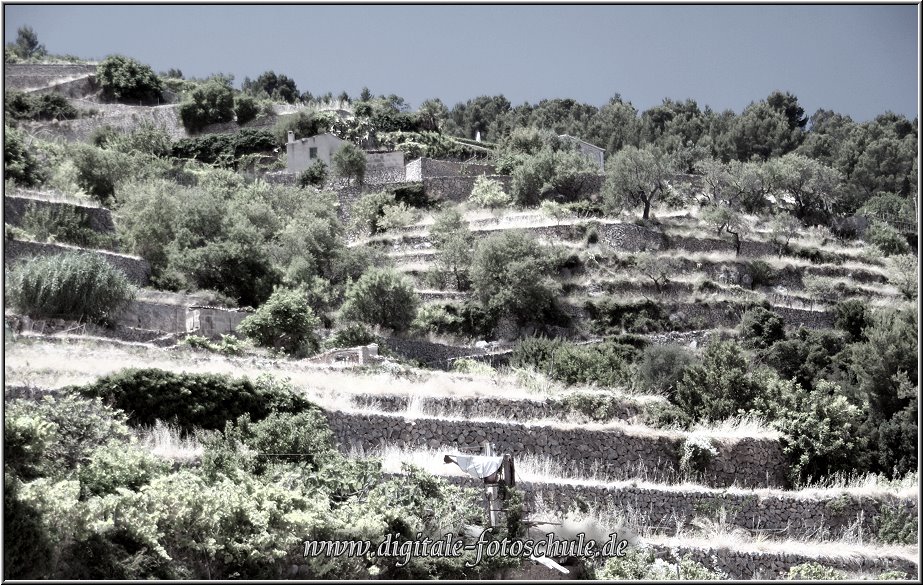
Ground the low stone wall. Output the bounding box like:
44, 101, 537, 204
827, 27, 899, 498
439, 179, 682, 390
596, 222, 667, 252
348, 392, 642, 423
665, 234, 779, 257
405, 157, 497, 181
422, 175, 513, 204
647, 542, 917, 580
512, 479, 918, 539
22, 103, 186, 142
4, 238, 150, 286
323, 410, 789, 489
4, 63, 98, 90
380, 337, 483, 367
664, 301, 835, 330
4, 195, 115, 234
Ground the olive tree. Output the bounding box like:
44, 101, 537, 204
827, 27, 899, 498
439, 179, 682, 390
332, 142, 367, 185
603, 146, 674, 219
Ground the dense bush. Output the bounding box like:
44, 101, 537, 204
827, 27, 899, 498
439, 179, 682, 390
70, 143, 132, 204
350, 191, 396, 235
77, 441, 168, 498
298, 160, 328, 188
583, 298, 670, 334
674, 340, 762, 422
760, 328, 845, 391
238, 287, 321, 357
5, 90, 79, 122
469, 175, 512, 208
832, 298, 869, 341
510, 337, 638, 388
171, 129, 276, 166
72, 369, 315, 432
97, 55, 163, 103
866, 221, 910, 256
634, 343, 695, 395
4, 124, 46, 186
5, 395, 133, 479
6, 252, 135, 325
738, 306, 786, 349
178, 79, 236, 132
234, 94, 260, 125
470, 231, 564, 328
324, 322, 377, 349
340, 268, 419, 332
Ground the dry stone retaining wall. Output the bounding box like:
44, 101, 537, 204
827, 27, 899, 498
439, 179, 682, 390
348, 392, 641, 423
422, 175, 513, 204
511, 479, 918, 539
4, 238, 150, 285
405, 157, 497, 181
4, 63, 98, 90
647, 542, 917, 580
4, 195, 116, 234
323, 410, 789, 489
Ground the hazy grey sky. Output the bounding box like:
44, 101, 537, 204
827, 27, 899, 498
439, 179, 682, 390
4, 4, 919, 121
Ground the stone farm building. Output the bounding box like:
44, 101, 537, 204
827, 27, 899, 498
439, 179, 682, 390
286, 131, 405, 182
559, 134, 605, 172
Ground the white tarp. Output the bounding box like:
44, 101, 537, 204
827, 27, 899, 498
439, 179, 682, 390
445, 454, 503, 480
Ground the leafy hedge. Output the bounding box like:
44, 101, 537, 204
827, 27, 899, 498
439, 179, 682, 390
5, 90, 79, 122
71, 369, 315, 432
171, 129, 276, 166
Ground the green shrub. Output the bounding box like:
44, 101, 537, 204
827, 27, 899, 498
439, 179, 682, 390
340, 268, 419, 332
584, 298, 669, 334
595, 547, 723, 580
71, 369, 315, 432
5, 395, 133, 478
324, 322, 377, 349
635, 343, 694, 395
178, 79, 235, 132
557, 392, 624, 423
234, 94, 259, 125
889, 254, 918, 300
97, 55, 163, 103
411, 302, 464, 336
70, 143, 132, 204
470, 231, 564, 328
877, 570, 911, 580
867, 222, 910, 256
680, 435, 718, 477
5, 90, 79, 122
510, 337, 638, 388
469, 176, 512, 209
674, 341, 761, 422
6, 252, 135, 325
298, 160, 328, 188
78, 440, 169, 498
172, 129, 276, 167
350, 191, 396, 235
3, 474, 55, 579
4, 412, 57, 480
874, 505, 917, 545
738, 306, 786, 349
4, 124, 46, 187
238, 287, 321, 357
833, 299, 869, 342
747, 259, 778, 289
784, 562, 845, 580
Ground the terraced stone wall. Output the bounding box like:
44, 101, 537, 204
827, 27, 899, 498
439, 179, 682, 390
405, 157, 497, 181
648, 543, 917, 580
380, 337, 483, 367
4, 63, 97, 90
513, 480, 918, 538
349, 392, 642, 422
422, 175, 513, 204
4, 195, 115, 234
323, 410, 789, 489
4, 238, 150, 285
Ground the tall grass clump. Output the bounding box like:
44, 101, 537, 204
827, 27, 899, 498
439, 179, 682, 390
6, 252, 135, 325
